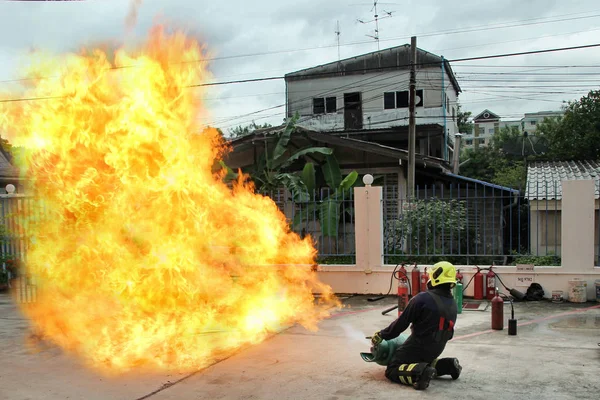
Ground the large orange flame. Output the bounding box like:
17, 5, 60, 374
0, 26, 338, 374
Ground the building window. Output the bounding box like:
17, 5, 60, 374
313, 97, 336, 114
465, 139, 473, 145
531, 120, 537, 125
478, 127, 485, 135
489, 128, 495, 134
384, 92, 395, 109
477, 138, 486, 144
383, 90, 423, 109
452, 107, 455, 121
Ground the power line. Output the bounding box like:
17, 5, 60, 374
2, 9, 600, 86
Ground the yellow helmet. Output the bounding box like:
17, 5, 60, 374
428, 261, 457, 287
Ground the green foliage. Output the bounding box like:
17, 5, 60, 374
460, 125, 528, 189
228, 121, 273, 139
0, 269, 8, 286
457, 103, 473, 135
292, 155, 358, 238
538, 90, 600, 160
219, 115, 334, 191
317, 255, 355, 265
384, 254, 498, 266
510, 253, 561, 266
385, 199, 472, 255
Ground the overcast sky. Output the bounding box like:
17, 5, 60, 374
1, 0, 600, 134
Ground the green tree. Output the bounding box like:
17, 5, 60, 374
538, 90, 600, 160
457, 103, 473, 134
460, 125, 527, 188
228, 121, 273, 139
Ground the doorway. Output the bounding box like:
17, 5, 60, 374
344, 92, 363, 130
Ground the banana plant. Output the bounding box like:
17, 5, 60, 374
219, 114, 334, 192
291, 154, 358, 238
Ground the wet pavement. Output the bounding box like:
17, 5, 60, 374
0, 293, 599, 400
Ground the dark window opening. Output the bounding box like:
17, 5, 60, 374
415, 89, 424, 107
313, 98, 325, 114
384, 90, 423, 109
384, 92, 395, 109
396, 91, 409, 108
326, 97, 337, 113
313, 97, 337, 114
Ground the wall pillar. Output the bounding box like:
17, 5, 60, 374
354, 184, 383, 272
561, 179, 595, 271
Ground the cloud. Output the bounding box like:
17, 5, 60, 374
1, 0, 599, 127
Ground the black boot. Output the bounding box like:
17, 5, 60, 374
414, 366, 436, 390
388, 363, 437, 390
432, 358, 462, 380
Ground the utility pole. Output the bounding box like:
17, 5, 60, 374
407, 36, 417, 200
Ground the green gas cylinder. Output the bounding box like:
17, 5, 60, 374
360, 334, 408, 366
453, 282, 463, 314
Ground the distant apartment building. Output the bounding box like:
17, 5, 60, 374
462, 109, 563, 149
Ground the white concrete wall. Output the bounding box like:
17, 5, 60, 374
316, 177, 600, 301
286, 68, 458, 137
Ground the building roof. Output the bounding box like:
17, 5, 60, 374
228, 125, 451, 171
443, 172, 520, 194
284, 44, 461, 94
473, 109, 500, 122
0, 146, 19, 178
525, 160, 600, 200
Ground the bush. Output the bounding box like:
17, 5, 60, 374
511, 253, 561, 266
385, 198, 476, 256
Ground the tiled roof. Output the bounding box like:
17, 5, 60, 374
525, 160, 600, 200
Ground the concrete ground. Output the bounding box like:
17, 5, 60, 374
1, 292, 599, 400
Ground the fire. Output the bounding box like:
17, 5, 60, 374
0, 26, 338, 374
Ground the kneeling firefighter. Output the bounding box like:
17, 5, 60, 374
370, 261, 462, 390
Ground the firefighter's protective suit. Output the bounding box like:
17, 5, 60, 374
371, 261, 462, 390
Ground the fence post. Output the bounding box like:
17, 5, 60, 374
561, 179, 595, 271
354, 175, 383, 272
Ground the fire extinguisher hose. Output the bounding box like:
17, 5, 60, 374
367, 263, 413, 302
462, 272, 477, 292
368, 263, 404, 301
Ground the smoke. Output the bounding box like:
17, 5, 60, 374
340, 323, 368, 344
125, 0, 144, 32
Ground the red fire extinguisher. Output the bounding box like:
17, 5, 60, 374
411, 263, 421, 297
491, 288, 504, 330
474, 267, 484, 300
456, 269, 463, 285
397, 276, 409, 316
486, 267, 496, 300
420, 267, 429, 292
399, 264, 408, 282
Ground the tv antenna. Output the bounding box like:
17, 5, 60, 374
355, 1, 395, 50
335, 20, 341, 61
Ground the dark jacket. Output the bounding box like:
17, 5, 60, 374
379, 288, 457, 341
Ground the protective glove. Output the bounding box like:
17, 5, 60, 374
371, 332, 383, 346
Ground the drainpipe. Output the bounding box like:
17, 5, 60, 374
441, 56, 447, 161
452, 133, 463, 174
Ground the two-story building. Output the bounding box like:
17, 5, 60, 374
283, 44, 462, 163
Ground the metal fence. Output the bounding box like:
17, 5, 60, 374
5, 182, 596, 276
262, 187, 356, 264
382, 182, 566, 266
0, 196, 42, 303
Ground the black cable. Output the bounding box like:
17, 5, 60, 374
462, 266, 483, 292
494, 271, 511, 291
